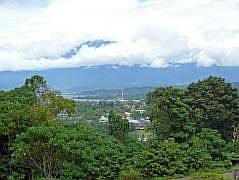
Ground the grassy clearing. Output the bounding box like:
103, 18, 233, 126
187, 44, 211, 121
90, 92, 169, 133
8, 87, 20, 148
153, 165, 239, 180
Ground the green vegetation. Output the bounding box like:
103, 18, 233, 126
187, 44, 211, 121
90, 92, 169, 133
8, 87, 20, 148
76, 101, 131, 121
11, 125, 125, 179
76, 100, 146, 133
76, 100, 144, 121
1, 76, 239, 179
118, 169, 143, 180
147, 87, 194, 143
73, 87, 155, 100
186, 77, 239, 141
189, 172, 225, 180
108, 111, 129, 142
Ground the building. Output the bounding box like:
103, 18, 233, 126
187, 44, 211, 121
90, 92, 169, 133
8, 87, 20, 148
99, 115, 108, 123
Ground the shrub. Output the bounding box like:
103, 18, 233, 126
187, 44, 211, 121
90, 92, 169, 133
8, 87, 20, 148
118, 169, 143, 180
133, 140, 187, 177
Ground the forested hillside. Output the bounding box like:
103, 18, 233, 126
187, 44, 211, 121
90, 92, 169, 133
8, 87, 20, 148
69, 86, 155, 100
1, 76, 239, 179
64, 82, 239, 101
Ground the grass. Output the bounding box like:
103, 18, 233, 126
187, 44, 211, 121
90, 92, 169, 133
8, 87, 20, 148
153, 165, 239, 180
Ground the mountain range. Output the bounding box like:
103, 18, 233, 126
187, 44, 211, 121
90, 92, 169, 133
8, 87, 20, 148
0, 63, 238, 92
62, 39, 115, 58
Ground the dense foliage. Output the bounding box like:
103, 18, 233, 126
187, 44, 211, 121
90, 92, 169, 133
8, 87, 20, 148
186, 76, 239, 141
0, 75, 75, 179
147, 76, 239, 142
11, 124, 125, 179
147, 87, 195, 142
1, 76, 239, 179
108, 111, 129, 142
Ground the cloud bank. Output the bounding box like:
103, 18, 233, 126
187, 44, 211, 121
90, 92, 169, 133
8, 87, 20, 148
0, 0, 239, 71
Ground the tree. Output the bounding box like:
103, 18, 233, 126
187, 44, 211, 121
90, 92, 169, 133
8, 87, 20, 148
197, 128, 226, 161
0, 75, 75, 146
11, 127, 59, 179
25, 75, 47, 95
0, 86, 36, 153
224, 141, 239, 165
11, 124, 125, 179
39, 90, 75, 116
108, 111, 129, 142
30, 90, 76, 125
132, 140, 187, 177
186, 136, 212, 170
187, 128, 231, 169
186, 76, 239, 140
146, 87, 195, 142
0, 86, 36, 179
25, 75, 76, 125
186, 128, 229, 170
0, 75, 75, 178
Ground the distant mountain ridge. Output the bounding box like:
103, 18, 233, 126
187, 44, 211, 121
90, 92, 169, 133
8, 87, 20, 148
70, 86, 156, 100
72, 82, 239, 100
62, 39, 115, 58
0, 64, 238, 91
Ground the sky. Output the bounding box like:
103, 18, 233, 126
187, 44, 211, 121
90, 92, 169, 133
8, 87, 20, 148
0, 0, 239, 71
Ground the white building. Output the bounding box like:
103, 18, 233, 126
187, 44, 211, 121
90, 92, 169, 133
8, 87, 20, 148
99, 115, 108, 123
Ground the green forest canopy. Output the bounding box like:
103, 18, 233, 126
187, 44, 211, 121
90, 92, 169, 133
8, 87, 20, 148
1, 76, 239, 179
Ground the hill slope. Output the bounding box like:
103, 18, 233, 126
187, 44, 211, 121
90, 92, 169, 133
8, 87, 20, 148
0, 64, 238, 91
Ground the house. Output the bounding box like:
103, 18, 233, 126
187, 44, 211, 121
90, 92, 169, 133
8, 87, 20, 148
99, 115, 108, 123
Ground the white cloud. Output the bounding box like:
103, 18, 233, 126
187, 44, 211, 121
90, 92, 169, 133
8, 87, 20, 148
0, 0, 239, 71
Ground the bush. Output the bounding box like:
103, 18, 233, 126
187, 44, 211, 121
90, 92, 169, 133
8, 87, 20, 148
186, 137, 212, 170
132, 140, 188, 177
224, 142, 239, 165
118, 169, 143, 180
186, 128, 231, 170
